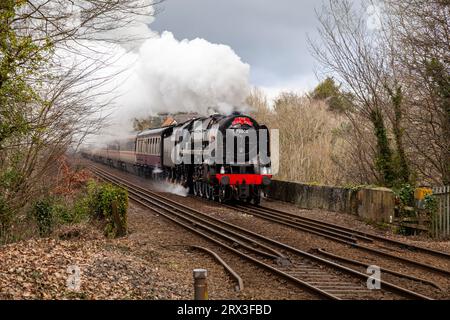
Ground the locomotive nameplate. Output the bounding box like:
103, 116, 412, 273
234, 129, 249, 134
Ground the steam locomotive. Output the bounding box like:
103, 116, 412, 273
84, 113, 272, 204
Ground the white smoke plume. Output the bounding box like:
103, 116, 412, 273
153, 181, 190, 197
115, 31, 251, 119
60, 0, 251, 141
127, 169, 190, 197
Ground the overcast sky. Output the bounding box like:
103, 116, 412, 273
151, 0, 327, 96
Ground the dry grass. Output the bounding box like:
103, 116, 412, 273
248, 89, 352, 185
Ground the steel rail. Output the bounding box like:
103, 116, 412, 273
127, 195, 340, 299
221, 203, 363, 243
93, 169, 285, 261
190, 245, 245, 292
91, 167, 340, 299
316, 248, 443, 291
162, 244, 245, 292
89, 164, 433, 300
252, 204, 450, 259
226, 203, 450, 276
231, 203, 373, 242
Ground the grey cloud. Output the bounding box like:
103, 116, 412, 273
151, 0, 326, 87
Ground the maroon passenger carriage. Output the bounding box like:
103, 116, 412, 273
134, 127, 165, 175
84, 113, 272, 204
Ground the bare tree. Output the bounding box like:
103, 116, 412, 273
310, 0, 449, 186
385, 0, 450, 185
309, 0, 400, 186
0, 0, 162, 242
309, 0, 435, 187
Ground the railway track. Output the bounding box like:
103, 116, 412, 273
224, 203, 450, 277
88, 163, 433, 300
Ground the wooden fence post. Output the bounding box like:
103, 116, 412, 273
432, 186, 450, 239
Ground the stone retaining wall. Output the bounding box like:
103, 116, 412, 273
267, 180, 395, 223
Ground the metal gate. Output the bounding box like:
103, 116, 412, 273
432, 186, 450, 239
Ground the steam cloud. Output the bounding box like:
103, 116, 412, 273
117, 31, 251, 118
66, 0, 251, 138
153, 181, 190, 197
60, 1, 252, 197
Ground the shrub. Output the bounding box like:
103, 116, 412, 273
52, 203, 71, 224
397, 183, 415, 207
32, 198, 55, 236
424, 194, 438, 214
392, 183, 417, 218
29, 181, 127, 239
56, 198, 89, 225
70, 196, 91, 223
86, 180, 128, 238
31, 195, 92, 237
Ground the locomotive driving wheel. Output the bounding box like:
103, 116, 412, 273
204, 184, 210, 200
253, 190, 261, 205
218, 185, 229, 203
198, 182, 204, 198
193, 181, 199, 196
201, 182, 207, 198
206, 185, 214, 200
212, 186, 219, 202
